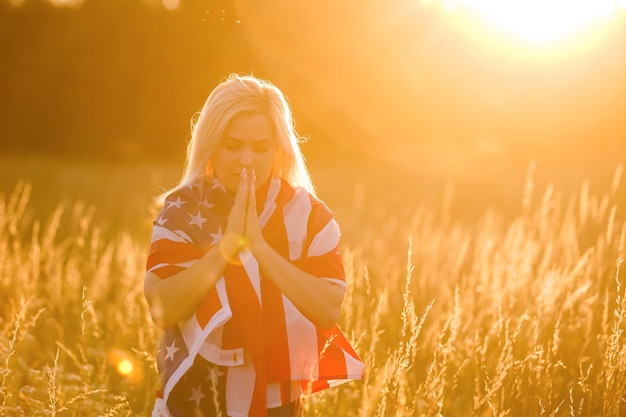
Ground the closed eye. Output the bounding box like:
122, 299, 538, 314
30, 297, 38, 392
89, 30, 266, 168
254, 140, 275, 152
221, 139, 243, 151
220, 138, 275, 152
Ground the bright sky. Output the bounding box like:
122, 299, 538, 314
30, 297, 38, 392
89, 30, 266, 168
425, 0, 626, 46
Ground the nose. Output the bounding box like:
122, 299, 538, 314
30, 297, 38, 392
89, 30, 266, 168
239, 147, 254, 167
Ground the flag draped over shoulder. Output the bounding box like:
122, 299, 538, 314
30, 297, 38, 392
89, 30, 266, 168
146, 176, 364, 417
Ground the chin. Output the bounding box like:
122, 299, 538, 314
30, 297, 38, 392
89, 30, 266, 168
255, 174, 273, 189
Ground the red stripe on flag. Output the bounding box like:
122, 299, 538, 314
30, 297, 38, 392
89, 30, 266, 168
146, 239, 204, 270
316, 326, 349, 380
323, 326, 360, 360
304, 197, 334, 250
151, 265, 186, 279
305, 379, 330, 393
225, 265, 268, 416
263, 279, 291, 381
291, 252, 345, 281
195, 287, 223, 328
261, 197, 295, 382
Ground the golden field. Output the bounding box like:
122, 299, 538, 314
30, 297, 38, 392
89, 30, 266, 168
0, 154, 624, 416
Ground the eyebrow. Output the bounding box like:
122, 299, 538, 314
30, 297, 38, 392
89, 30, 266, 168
222, 137, 274, 143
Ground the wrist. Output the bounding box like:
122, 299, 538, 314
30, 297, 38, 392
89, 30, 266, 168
249, 240, 273, 259
220, 233, 245, 261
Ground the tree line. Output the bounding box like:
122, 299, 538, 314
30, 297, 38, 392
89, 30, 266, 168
1, 0, 257, 161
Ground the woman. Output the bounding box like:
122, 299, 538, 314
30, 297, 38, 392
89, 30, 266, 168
144, 74, 363, 417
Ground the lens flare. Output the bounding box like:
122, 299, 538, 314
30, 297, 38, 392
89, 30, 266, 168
219, 234, 248, 265
117, 359, 134, 376
107, 348, 143, 384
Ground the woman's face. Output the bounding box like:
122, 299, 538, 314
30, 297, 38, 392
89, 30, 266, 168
211, 113, 278, 192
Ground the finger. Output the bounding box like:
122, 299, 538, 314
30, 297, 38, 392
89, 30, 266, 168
226, 169, 248, 233
233, 170, 248, 210
244, 173, 260, 248
247, 170, 257, 214
237, 168, 248, 199
248, 169, 256, 192
248, 168, 256, 190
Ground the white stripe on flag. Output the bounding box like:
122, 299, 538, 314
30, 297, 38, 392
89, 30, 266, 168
151, 225, 194, 243
282, 189, 312, 260
147, 260, 198, 274
307, 219, 340, 257
258, 177, 281, 227
343, 347, 365, 379
283, 294, 320, 380
321, 278, 347, 289
225, 351, 255, 417
241, 249, 262, 305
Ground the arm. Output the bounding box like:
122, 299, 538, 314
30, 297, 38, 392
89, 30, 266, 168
251, 243, 346, 330
243, 170, 346, 330
144, 242, 233, 330
144, 174, 249, 330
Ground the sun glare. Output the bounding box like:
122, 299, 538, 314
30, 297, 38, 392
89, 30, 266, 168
162, 0, 180, 11
425, 0, 625, 45
47, 0, 84, 8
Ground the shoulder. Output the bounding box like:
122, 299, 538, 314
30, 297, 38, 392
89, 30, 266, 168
153, 177, 227, 248
282, 180, 332, 213
289, 184, 337, 228
304, 187, 334, 216
161, 179, 204, 211
156, 177, 217, 224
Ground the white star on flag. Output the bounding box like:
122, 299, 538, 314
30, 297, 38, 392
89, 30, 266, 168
188, 385, 206, 407
212, 180, 226, 192
209, 227, 223, 245
166, 196, 185, 209
206, 365, 225, 383
188, 211, 207, 229
200, 198, 214, 210
165, 340, 180, 362
156, 216, 168, 226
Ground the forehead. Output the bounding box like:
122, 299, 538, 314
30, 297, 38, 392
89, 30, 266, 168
223, 113, 274, 141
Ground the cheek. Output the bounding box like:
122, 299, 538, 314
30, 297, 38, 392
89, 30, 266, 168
212, 151, 233, 172
260, 152, 277, 172
253, 154, 276, 183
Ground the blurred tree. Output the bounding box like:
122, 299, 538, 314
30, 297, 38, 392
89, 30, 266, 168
0, 0, 257, 160
1, 0, 625, 178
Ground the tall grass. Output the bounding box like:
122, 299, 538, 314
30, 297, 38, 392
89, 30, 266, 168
0, 181, 158, 416
0, 161, 624, 416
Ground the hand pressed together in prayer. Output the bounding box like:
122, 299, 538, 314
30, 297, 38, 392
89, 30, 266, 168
223, 171, 345, 330
221, 168, 266, 262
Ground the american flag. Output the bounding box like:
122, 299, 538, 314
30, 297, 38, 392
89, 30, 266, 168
147, 176, 364, 417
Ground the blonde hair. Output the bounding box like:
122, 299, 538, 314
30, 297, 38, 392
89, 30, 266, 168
158, 74, 314, 204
